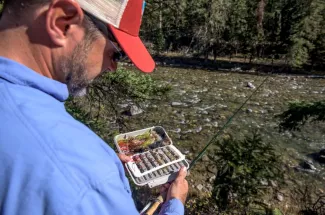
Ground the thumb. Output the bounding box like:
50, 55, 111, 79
118, 153, 132, 163
176, 167, 187, 180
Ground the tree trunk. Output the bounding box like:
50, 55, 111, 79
159, 1, 162, 30
257, 0, 267, 37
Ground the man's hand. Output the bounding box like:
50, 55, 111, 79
118, 153, 132, 163
163, 167, 189, 205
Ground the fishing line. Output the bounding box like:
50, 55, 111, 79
189, 76, 269, 170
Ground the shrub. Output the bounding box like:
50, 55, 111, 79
292, 185, 325, 215
212, 132, 283, 213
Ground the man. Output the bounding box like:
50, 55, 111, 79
0, 0, 188, 214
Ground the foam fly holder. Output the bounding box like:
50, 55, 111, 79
114, 126, 189, 188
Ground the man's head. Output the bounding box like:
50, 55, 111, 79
0, 0, 154, 96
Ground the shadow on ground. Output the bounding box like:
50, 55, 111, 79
150, 55, 325, 78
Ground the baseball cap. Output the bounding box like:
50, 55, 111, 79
77, 0, 155, 73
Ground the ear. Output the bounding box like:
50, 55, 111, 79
46, 0, 84, 47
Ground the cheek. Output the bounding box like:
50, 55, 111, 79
85, 38, 110, 80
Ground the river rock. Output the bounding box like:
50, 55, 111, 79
178, 90, 187, 95
182, 129, 193, 134
188, 98, 201, 104
276, 193, 284, 202
231, 67, 242, 72
206, 184, 213, 192
247, 82, 256, 89
197, 184, 204, 191
202, 155, 210, 162
129, 105, 143, 116
269, 180, 278, 188
209, 176, 216, 183
218, 104, 228, 109
194, 88, 208, 93
204, 118, 211, 123
171, 102, 184, 107
207, 165, 217, 174
183, 150, 191, 155
212, 122, 219, 127
260, 179, 268, 186
319, 149, 325, 163
197, 110, 209, 115
296, 160, 317, 173
260, 109, 267, 114
171, 128, 181, 133
195, 126, 202, 133
118, 103, 130, 108
301, 160, 317, 171
246, 108, 253, 113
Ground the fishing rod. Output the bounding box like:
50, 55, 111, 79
143, 76, 269, 215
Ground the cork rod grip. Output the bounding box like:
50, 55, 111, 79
145, 195, 164, 215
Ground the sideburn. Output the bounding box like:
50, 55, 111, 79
60, 16, 102, 97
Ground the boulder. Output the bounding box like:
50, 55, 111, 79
296, 160, 317, 173
301, 160, 317, 171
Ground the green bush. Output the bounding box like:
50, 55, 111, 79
278, 101, 325, 131
98, 67, 171, 100
212, 132, 283, 213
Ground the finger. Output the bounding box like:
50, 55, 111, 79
163, 183, 170, 189
176, 167, 187, 180
118, 153, 132, 163
160, 183, 170, 192
160, 186, 168, 194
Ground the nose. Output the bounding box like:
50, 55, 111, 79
109, 59, 118, 72
103, 41, 118, 72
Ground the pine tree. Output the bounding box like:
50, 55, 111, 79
286, 0, 324, 67
310, 0, 325, 69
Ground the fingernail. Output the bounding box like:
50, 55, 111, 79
181, 167, 187, 172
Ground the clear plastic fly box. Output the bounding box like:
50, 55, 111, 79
114, 126, 189, 188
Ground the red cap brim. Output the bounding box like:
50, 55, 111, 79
108, 25, 155, 73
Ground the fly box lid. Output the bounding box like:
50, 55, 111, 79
114, 126, 189, 187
